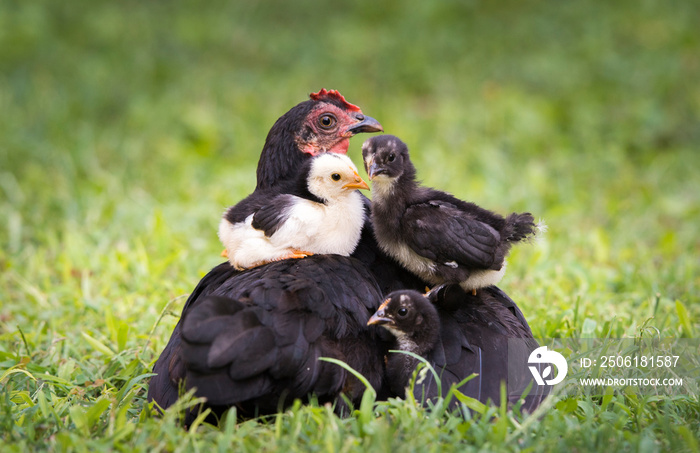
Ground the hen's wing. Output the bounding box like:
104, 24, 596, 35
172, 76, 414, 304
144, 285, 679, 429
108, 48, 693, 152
150, 255, 386, 420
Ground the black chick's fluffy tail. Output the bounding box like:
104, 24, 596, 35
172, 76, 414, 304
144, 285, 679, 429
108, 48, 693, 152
503, 212, 537, 243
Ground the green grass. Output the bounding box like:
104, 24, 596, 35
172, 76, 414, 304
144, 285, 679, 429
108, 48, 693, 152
1, 0, 699, 451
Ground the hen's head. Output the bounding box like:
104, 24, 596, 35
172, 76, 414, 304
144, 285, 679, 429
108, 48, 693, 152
257, 89, 383, 190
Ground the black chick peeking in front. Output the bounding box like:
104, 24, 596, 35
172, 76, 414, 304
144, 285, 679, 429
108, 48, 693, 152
367, 290, 440, 396
368, 287, 546, 411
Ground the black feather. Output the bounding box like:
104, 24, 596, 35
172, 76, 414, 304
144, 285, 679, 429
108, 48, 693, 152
249, 195, 296, 237
173, 255, 386, 420
256, 100, 318, 191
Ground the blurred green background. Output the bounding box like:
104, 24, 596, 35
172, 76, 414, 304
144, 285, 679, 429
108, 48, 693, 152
2, 0, 697, 334
1, 0, 699, 448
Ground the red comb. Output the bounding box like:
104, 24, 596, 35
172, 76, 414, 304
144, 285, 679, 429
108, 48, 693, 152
309, 89, 361, 112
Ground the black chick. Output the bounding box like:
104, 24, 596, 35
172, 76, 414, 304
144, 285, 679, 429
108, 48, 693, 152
367, 290, 440, 397
362, 135, 539, 294
368, 287, 546, 411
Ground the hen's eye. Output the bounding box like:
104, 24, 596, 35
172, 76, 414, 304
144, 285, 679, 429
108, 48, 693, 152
397, 307, 408, 317
331, 173, 341, 181
318, 114, 337, 129
388, 153, 396, 162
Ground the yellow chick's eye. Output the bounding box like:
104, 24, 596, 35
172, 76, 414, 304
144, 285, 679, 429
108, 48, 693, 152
331, 173, 341, 181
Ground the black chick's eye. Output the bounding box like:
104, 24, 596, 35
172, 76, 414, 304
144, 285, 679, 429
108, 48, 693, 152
318, 114, 337, 129
331, 173, 341, 181
387, 153, 396, 162
397, 307, 408, 317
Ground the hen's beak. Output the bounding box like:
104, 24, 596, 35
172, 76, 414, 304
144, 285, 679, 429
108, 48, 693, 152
347, 115, 383, 135
343, 172, 370, 191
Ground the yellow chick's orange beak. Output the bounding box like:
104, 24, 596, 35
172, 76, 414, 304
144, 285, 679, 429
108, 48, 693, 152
343, 172, 370, 191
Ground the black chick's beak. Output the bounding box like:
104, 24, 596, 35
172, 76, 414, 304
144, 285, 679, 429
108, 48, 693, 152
367, 309, 393, 326
367, 161, 387, 180
347, 114, 383, 135
367, 162, 379, 180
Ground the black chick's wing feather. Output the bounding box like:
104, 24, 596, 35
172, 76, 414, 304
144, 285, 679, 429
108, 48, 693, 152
402, 200, 501, 270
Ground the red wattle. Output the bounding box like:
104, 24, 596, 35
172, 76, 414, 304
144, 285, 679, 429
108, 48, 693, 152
328, 139, 349, 154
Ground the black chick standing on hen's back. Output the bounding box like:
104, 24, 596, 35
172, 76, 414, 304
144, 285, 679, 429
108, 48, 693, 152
362, 134, 541, 295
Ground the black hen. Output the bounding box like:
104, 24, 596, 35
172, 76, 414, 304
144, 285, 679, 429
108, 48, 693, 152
369, 287, 546, 412
362, 135, 539, 294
